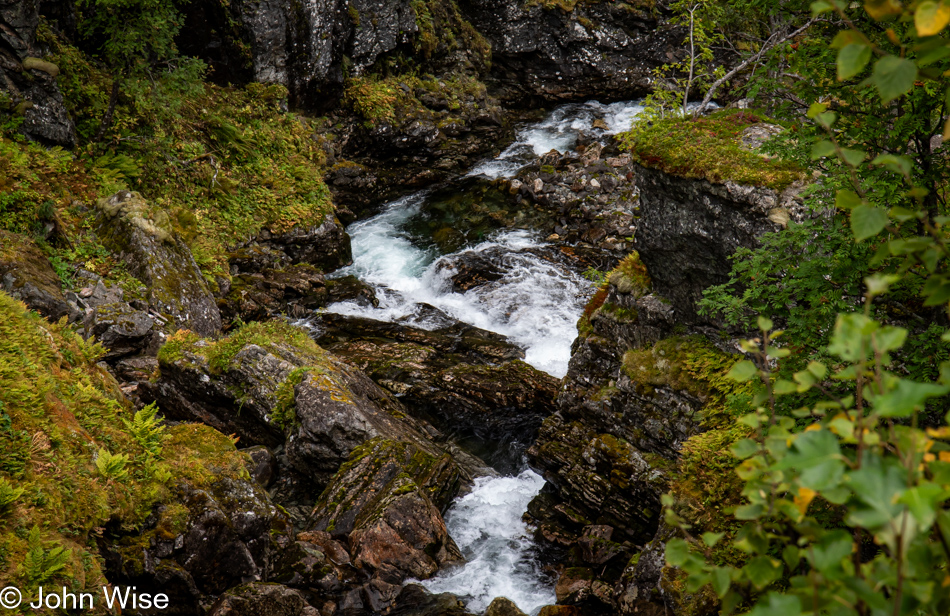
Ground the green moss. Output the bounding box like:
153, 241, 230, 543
272, 367, 309, 430
618, 110, 804, 190
0, 291, 252, 597
9, 31, 334, 283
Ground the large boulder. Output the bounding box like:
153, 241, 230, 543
0, 0, 76, 146
632, 164, 807, 321
314, 312, 558, 471
100, 424, 295, 616
310, 439, 464, 585
0, 230, 79, 321
95, 191, 222, 336
145, 320, 488, 488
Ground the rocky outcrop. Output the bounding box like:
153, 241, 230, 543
0, 0, 76, 146
100, 424, 296, 616
145, 321, 490, 489
314, 312, 558, 471
632, 164, 807, 321
244, 217, 352, 273
324, 81, 512, 216
0, 230, 80, 321
209, 583, 311, 616
524, 252, 741, 613
458, 0, 680, 104
182, 0, 488, 110
95, 191, 222, 337
310, 439, 463, 589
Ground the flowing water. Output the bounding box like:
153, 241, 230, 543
420, 470, 554, 614
327, 99, 645, 378
326, 100, 646, 614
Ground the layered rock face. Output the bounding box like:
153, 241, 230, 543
0, 0, 76, 146
457, 0, 679, 103
527, 157, 808, 614
314, 312, 559, 471
632, 165, 806, 322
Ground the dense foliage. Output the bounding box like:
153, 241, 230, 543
663, 2, 950, 614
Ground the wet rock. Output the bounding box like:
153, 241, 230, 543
555, 567, 593, 604
390, 584, 473, 616
219, 264, 328, 324
245, 446, 278, 488
537, 606, 582, 616
485, 597, 528, 616
0, 230, 80, 322
83, 302, 159, 360
101, 426, 294, 616
513, 145, 638, 267
326, 275, 378, 307
94, 191, 222, 336
0, 0, 77, 146
309, 439, 463, 597
616, 523, 716, 616
632, 164, 807, 321
249, 217, 352, 273
113, 356, 159, 382
460, 0, 681, 104
208, 583, 308, 616
147, 322, 488, 490
314, 312, 557, 471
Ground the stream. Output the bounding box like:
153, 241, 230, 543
325, 100, 646, 615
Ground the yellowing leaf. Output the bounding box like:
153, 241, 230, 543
865, 0, 903, 20
916, 1, 950, 36
795, 487, 817, 514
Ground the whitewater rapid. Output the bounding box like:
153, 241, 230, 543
322, 100, 646, 614
327, 99, 645, 378
420, 470, 554, 615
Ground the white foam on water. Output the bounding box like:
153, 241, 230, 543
329, 219, 592, 377
469, 99, 646, 179
420, 470, 554, 615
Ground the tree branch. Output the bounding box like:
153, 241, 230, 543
693, 18, 820, 117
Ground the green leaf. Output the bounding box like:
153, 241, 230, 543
847, 457, 907, 530
727, 360, 758, 382
775, 429, 845, 491
702, 531, 725, 547
807, 361, 828, 379
806, 102, 828, 118
838, 43, 872, 79
809, 529, 854, 576
665, 538, 692, 566
758, 316, 773, 331
744, 556, 782, 590
811, 139, 836, 159
871, 153, 913, 175
851, 204, 888, 241
732, 438, 760, 459
746, 593, 803, 616
923, 274, 950, 306
828, 313, 878, 361
871, 55, 918, 103
898, 482, 948, 530
873, 379, 950, 417
840, 148, 867, 167
836, 189, 863, 210
873, 325, 907, 352
865, 273, 901, 297
711, 567, 731, 597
